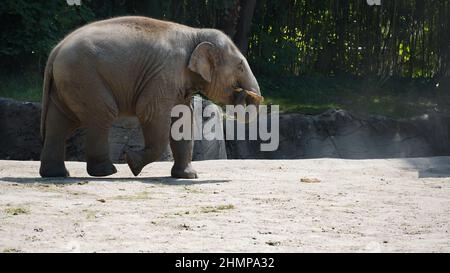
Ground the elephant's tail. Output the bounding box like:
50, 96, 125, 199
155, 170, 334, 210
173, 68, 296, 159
40, 46, 60, 141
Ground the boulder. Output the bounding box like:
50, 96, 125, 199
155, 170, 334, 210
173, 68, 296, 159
192, 96, 227, 160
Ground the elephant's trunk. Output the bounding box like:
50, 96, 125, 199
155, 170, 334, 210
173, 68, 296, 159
239, 61, 261, 97
233, 60, 262, 108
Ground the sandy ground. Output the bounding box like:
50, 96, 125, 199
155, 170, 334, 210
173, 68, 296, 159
0, 157, 450, 253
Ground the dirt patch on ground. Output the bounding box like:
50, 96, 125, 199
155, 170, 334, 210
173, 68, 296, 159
1, 158, 450, 252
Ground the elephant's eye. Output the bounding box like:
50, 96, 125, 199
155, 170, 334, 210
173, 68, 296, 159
238, 60, 244, 72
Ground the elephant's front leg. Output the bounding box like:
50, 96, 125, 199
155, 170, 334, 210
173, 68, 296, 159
169, 102, 198, 179
170, 131, 198, 179
125, 112, 171, 176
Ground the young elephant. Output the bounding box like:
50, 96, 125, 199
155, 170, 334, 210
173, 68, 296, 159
39, 16, 261, 179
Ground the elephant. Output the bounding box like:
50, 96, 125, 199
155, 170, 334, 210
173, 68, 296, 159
39, 16, 261, 179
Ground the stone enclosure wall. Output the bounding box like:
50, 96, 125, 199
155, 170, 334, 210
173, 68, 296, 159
1, 97, 450, 162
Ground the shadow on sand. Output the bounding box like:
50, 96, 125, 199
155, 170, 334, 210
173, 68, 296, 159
399, 157, 450, 178
0, 176, 230, 186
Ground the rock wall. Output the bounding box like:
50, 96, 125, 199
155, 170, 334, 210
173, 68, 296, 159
225, 109, 450, 159
0, 99, 42, 160
0, 97, 226, 162
2, 97, 450, 161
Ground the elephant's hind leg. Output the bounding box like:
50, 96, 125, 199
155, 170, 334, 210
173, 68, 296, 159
67, 75, 118, 177
40, 100, 77, 177
85, 126, 117, 177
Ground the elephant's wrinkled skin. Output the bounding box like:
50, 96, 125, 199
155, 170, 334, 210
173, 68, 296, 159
39, 16, 261, 178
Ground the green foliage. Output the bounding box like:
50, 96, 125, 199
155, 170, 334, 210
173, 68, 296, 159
258, 74, 442, 118
248, 0, 450, 78
1, 0, 448, 77
0, 0, 95, 71
0, 0, 449, 117
0, 72, 42, 102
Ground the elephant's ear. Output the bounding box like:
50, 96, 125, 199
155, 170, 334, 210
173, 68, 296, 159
188, 42, 215, 83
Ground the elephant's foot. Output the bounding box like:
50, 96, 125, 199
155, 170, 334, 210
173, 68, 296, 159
87, 160, 117, 177
125, 150, 145, 176
171, 164, 198, 179
40, 163, 70, 178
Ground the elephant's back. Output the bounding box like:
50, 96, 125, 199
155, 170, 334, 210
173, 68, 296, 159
54, 16, 195, 66
60, 16, 194, 46
90, 16, 195, 33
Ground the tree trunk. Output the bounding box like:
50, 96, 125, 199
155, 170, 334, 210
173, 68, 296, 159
219, 0, 240, 38
233, 0, 257, 55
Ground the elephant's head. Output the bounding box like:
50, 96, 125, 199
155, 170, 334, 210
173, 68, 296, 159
188, 30, 262, 107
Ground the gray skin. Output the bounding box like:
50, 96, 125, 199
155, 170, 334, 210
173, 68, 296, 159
39, 16, 261, 179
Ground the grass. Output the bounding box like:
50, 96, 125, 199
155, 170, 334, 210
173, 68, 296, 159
258, 74, 447, 118
172, 204, 235, 216
113, 191, 150, 201
0, 72, 42, 102
4, 207, 30, 216
2, 248, 21, 253
1, 71, 447, 118
201, 204, 235, 213
82, 209, 105, 220
183, 186, 205, 194
174, 211, 191, 216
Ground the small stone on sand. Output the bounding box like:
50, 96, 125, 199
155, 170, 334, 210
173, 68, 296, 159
300, 177, 321, 183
